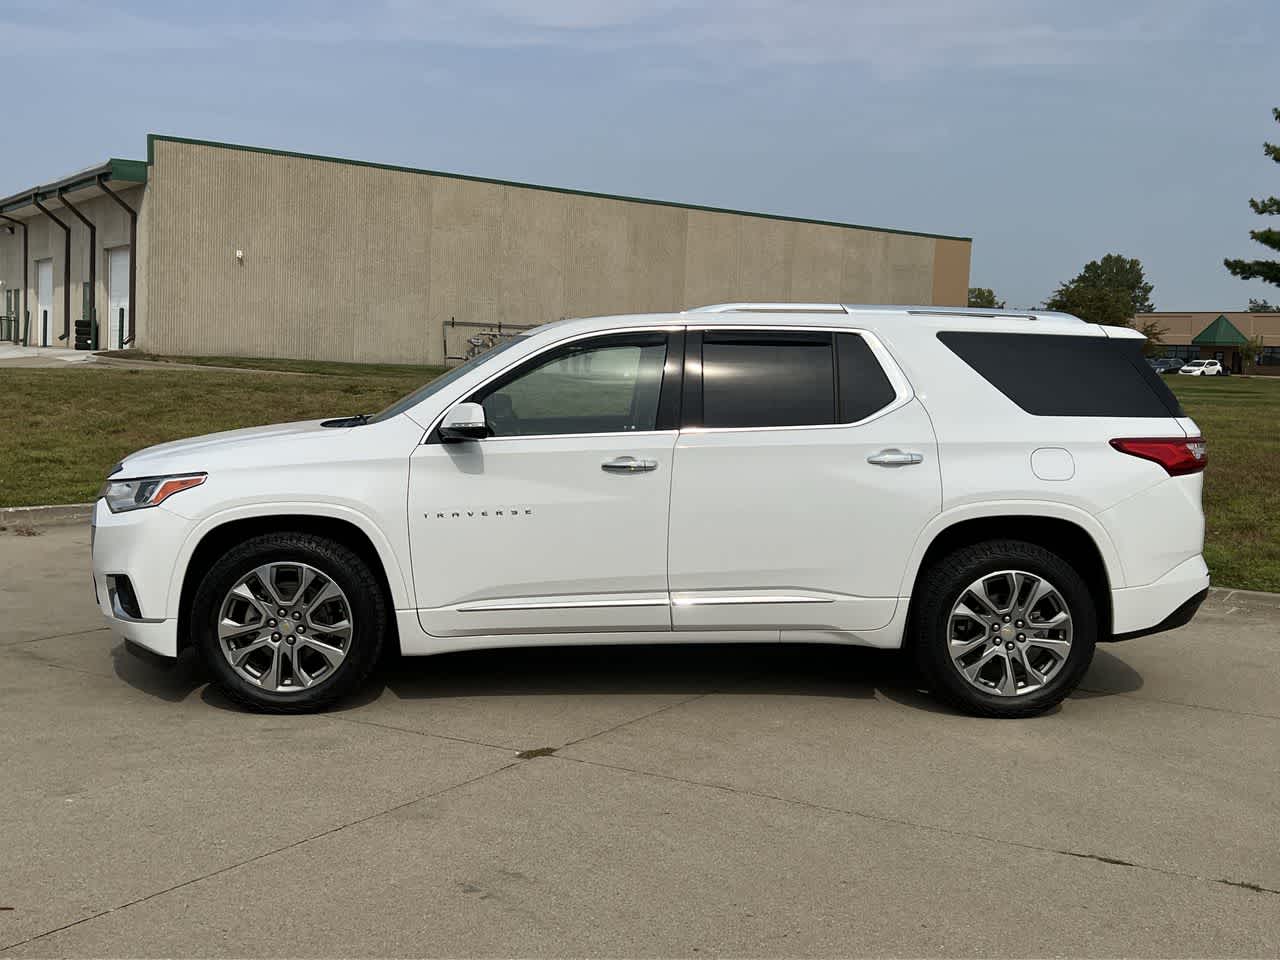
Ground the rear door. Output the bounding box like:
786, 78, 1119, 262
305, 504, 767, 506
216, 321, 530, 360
666, 327, 941, 633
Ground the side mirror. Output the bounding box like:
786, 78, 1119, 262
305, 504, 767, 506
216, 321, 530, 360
439, 402, 488, 442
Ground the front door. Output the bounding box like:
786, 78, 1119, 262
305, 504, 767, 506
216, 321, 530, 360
107, 247, 130, 350
35, 259, 53, 346
409, 330, 681, 638
667, 328, 941, 634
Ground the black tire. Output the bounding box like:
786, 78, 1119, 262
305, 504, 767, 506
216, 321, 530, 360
192, 532, 387, 712
910, 539, 1097, 718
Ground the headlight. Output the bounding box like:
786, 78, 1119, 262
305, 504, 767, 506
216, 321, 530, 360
99, 473, 207, 513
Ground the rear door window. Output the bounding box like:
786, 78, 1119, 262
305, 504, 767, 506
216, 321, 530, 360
691, 329, 899, 429
937, 331, 1184, 418
700, 331, 835, 428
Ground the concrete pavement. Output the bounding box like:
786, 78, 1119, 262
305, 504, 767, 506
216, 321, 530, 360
2, 524, 1278, 956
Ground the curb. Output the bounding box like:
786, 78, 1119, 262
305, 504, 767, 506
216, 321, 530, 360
0, 503, 93, 528
1205, 585, 1280, 610
92, 356, 310, 376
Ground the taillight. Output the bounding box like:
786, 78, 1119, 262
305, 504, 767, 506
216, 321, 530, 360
1109, 437, 1207, 476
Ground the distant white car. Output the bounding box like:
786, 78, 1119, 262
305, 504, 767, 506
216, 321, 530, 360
1178, 359, 1225, 376
92, 303, 1210, 718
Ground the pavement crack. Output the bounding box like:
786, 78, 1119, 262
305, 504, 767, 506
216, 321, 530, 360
324, 713, 519, 753
562, 692, 711, 748
0, 626, 110, 649
0, 760, 522, 953
1075, 686, 1280, 722
1061, 849, 1280, 897
558, 754, 1280, 901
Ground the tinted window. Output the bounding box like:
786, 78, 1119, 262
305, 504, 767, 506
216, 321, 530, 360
475, 334, 668, 437
836, 333, 897, 422
938, 332, 1185, 418
701, 331, 835, 428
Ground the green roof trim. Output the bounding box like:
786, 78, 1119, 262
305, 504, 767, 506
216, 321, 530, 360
146, 133, 972, 243
0, 157, 146, 215
108, 158, 148, 183
1192, 314, 1249, 346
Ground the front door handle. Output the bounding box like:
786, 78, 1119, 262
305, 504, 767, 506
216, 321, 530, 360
867, 448, 923, 467
602, 456, 659, 474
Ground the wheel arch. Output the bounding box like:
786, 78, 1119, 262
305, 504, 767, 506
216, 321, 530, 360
901, 505, 1119, 642
174, 509, 407, 653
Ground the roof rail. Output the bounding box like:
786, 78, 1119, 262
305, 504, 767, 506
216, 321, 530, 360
900, 307, 1084, 323
686, 302, 849, 314
686, 302, 1086, 323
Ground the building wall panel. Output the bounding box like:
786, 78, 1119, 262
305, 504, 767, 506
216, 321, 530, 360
137, 139, 972, 364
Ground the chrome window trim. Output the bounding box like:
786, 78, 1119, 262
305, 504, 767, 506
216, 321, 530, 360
475, 429, 678, 444
421, 322, 915, 440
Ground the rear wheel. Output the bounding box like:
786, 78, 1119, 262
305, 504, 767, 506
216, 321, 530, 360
192, 532, 387, 712
911, 540, 1096, 718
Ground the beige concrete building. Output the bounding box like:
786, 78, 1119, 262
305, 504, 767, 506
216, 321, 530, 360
1, 135, 972, 365
1136, 311, 1280, 374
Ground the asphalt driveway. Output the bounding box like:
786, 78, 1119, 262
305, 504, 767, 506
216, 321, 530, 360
2, 523, 1278, 957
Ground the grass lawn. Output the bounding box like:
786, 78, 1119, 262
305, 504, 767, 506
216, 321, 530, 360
0, 359, 439, 508
1168, 375, 1280, 593
3, 356, 1278, 592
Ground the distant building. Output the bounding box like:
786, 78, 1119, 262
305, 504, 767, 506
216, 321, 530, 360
1135, 311, 1280, 374
0, 135, 972, 365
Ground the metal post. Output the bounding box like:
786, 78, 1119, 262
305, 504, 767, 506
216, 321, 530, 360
119, 307, 125, 350
32, 197, 72, 344
98, 179, 137, 348
58, 190, 97, 351
0, 213, 27, 345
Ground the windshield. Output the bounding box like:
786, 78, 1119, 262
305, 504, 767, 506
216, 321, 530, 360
368, 336, 530, 423
1186, 361, 1205, 367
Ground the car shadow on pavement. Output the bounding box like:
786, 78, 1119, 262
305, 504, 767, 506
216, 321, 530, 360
110, 642, 208, 703
111, 637, 1143, 717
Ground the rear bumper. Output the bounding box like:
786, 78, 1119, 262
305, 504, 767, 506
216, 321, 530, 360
1109, 553, 1210, 639
1109, 587, 1208, 642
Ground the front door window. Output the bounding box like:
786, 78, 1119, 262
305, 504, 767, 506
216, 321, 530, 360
475, 334, 668, 437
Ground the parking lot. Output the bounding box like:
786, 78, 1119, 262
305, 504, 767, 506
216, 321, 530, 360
2, 522, 1279, 957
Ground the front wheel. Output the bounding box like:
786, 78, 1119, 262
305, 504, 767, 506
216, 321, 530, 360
911, 540, 1097, 718
191, 532, 387, 712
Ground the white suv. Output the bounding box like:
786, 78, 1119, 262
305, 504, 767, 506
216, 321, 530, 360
92, 304, 1209, 718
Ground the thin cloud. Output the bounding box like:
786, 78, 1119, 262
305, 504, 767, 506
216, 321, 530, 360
2, 0, 1223, 73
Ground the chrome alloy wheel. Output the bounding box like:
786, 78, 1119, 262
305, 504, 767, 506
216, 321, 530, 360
217, 562, 354, 693
947, 570, 1073, 698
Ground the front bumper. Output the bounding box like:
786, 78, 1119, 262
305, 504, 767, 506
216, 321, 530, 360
91, 499, 185, 658
1109, 553, 1210, 639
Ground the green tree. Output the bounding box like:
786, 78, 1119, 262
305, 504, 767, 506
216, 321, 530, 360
1225, 107, 1280, 288
1044, 253, 1155, 323
1245, 333, 1266, 368
967, 287, 1005, 308
1045, 254, 1161, 354
1248, 298, 1280, 312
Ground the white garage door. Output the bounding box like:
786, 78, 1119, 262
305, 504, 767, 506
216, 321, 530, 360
36, 259, 53, 347
107, 246, 130, 350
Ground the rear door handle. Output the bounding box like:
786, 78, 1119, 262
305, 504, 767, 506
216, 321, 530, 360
867, 448, 923, 467
602, 456, 659, 474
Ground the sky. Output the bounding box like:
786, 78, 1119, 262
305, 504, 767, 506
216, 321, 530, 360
4, 0, 1279, 310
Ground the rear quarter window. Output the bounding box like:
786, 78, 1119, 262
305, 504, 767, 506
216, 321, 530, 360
937, 331, 1185, 418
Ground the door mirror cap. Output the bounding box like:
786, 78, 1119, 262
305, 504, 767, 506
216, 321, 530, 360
439, 402, 488, 442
